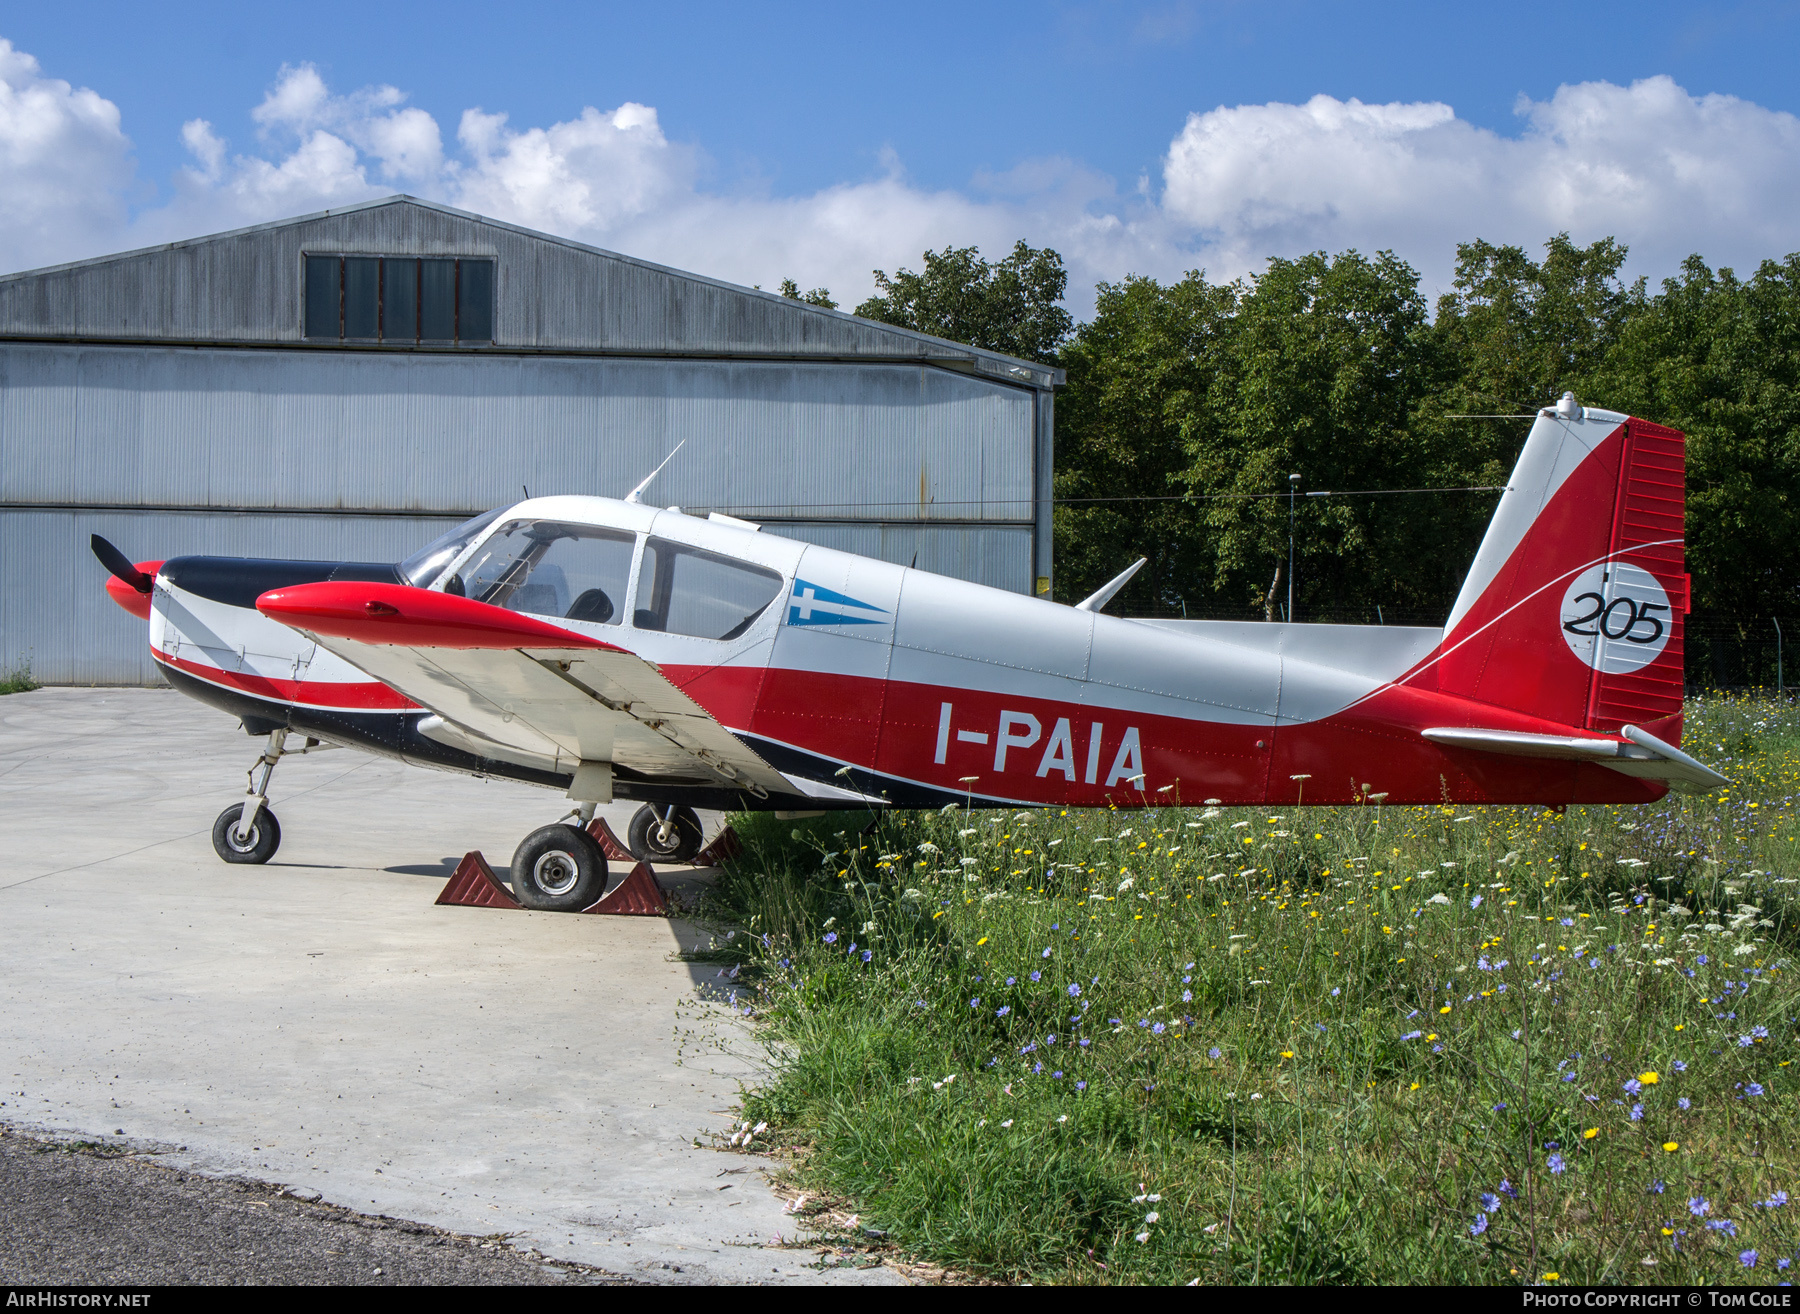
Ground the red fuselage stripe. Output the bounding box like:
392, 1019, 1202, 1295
152, 648, 420, 711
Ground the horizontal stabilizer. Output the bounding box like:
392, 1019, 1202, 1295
1422, 725, 1728, 793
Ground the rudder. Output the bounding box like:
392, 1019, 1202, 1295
1424, 398, 1689, 736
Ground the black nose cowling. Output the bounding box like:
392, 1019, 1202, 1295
91, 534, 153, 594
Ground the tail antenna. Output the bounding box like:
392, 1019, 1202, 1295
624, 440, 686, 505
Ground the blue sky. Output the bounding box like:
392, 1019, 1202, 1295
5, 2, 1800, 311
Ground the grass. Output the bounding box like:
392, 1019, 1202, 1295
692, 692, 1800, 1284
0, 664, 39, 695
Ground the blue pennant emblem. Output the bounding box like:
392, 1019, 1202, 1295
787, 578, 889, 627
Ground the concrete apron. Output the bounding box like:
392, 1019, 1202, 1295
0, 686, 887, 1285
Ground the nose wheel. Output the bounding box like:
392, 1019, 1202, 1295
212, 803, 281, 863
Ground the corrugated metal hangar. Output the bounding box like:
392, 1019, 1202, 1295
0, 195, 1062, 684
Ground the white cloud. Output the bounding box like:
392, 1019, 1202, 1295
0, 38, 133, 272
1161, 77, 1800, 295
4, 43, 1800, 318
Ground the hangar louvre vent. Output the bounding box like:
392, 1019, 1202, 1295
304, 254, 494, 345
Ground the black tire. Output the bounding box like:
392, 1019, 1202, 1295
212, 804, 281, 864
627, 805, 705, 864
510, 824, 608, 911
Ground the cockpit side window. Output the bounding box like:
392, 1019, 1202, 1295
633, 538, 784, 641
449, 520, 635, 625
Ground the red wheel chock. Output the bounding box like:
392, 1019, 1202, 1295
435, 850, 670, 916
585, 817, 741, 868
690, 825, 742, 867
435, 851, 520, 908
585, 817, 636, 862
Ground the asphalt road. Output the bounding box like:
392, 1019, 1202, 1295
0, 1127, 617, 1284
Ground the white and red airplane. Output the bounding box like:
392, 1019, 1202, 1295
93, 393, 1723, 910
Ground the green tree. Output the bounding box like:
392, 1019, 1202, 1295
1187, 249, 1453, 618
1587, 254, 1800, 621
855, 240, 1073, 363
1053, 272, 1235, 613
779, 278, 837, 309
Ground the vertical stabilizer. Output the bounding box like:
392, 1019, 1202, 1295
1424, 399, 1689, 735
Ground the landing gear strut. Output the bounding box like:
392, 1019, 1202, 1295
211, 728, 287, 864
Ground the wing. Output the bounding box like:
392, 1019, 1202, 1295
257, 581, 794, 799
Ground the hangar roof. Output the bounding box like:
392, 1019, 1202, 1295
0, 195, 1062, 388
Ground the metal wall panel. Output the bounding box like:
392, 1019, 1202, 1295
760, 522, 1033, 595
0, 344, 1035, 522
0, 509, 1030, 684
0, 198, 1057, 388
0, 508, 467, 685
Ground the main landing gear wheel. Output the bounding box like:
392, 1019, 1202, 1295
627, 805, 704, 864
212, 804, 281, 864
511, 824, 608, 912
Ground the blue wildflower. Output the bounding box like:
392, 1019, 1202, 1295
1747, 1083, 1766, 1097
1041, 947, 1052, 958
1470, 896, 1482, 909
1766, 1191, 1790, 1208
1673, 1060, 1687, 1072
1548, 1154, 1566, 1175
1697, 954, 1709, 966
1479, 1193, 1500, 1212
1152, 1022, 1166, 1035
1707, 1219, 1739, 1238
1689, 1197, 1710, 1217
1469, 1213, 1489, 1237
822, 931, 838, 944
970, 998, 981, 1009
861, 950, 872, 963
1742, 1250, 1759, 1269
1498, 1179, 1518, 1199
996, 1005, 1010, 1017
1075, 1080, 1087, 1090
1029, 971, 1041, 983
1208, 1047, 1222, 1059
1648, 1180, 1665, 1194
1678, 1097, 1691, 1110
1067, 983, 1081, 997
1630, 1103, 1644, 1121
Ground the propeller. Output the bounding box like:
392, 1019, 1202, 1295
91, 534, 153, 594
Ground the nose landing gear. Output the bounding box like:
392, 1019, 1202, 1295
211, 728, 288, 864
208, 727, 337, 864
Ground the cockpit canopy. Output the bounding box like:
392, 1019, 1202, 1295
402, 508, 785, 642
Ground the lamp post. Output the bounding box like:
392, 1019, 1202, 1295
1288, 473, 1301, 622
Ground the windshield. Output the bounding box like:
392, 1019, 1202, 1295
398, 507, 510, 587
450, 519, 636, 624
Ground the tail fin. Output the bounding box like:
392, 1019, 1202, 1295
1428, 398, 1689, 735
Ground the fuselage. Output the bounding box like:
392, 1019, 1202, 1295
138, 494, 1668, 811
